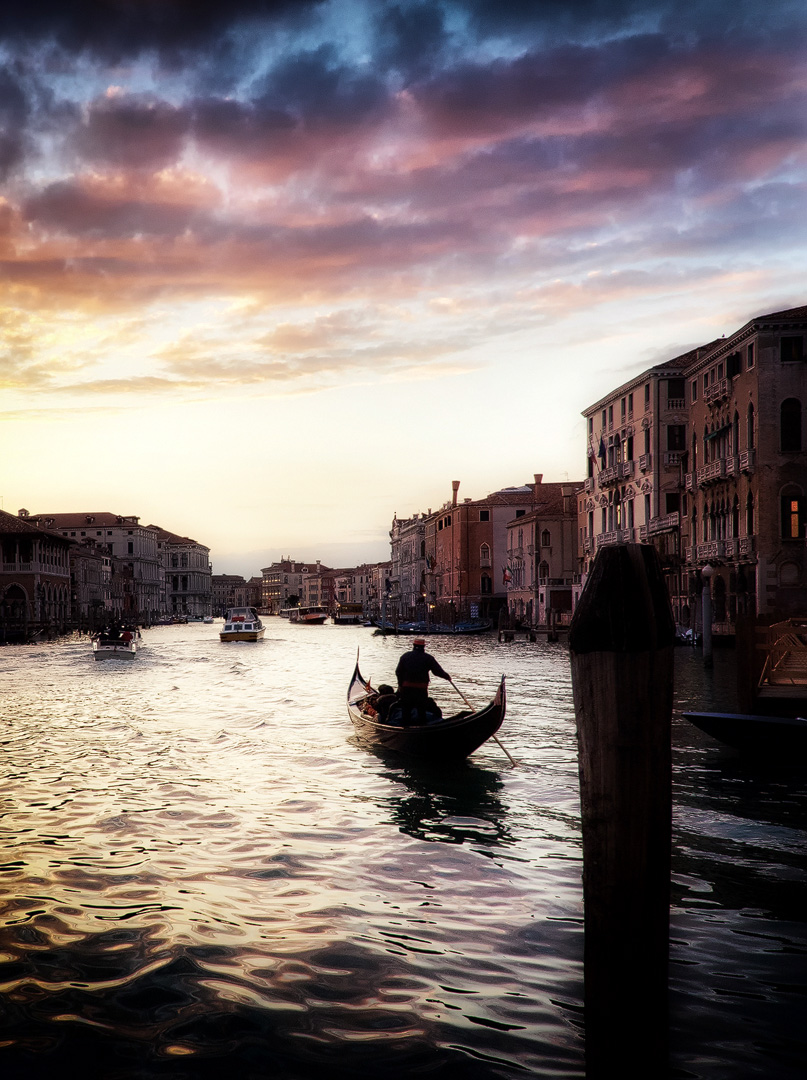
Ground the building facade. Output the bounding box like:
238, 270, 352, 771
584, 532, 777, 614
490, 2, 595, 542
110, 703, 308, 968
149, 526, 212, 618
1, 510, 73, 639
505, 478, 582, 627
28, 512, 162, 622
580, 304, 807, 630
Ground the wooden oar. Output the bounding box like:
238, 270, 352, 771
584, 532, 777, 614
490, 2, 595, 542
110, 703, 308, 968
449, 678, 517, 766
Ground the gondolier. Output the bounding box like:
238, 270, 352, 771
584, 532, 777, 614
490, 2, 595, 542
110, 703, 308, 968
395, 638, 451, 722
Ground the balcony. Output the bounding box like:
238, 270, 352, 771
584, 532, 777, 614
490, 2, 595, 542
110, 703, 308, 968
639, 453, 652, 472
595, 529, 634, 549
739, 535, 755, 556
666, 398, 686, 411
584, 477, 595, 493
697, 459, 727, 486
684, 546, 695, 562
648, 512, 680, 535
684, 472, 696, 492
583, 537, 594, 555
698, 541, 722, 560
598, 465, 620, 486
704, 377, 730, 406
721, 538, 738, 560
663, 451, 683, 468
638, 525, 648, 541
724, 455, 739, 478
620, 460, 635, 479
739, 449, 756, 473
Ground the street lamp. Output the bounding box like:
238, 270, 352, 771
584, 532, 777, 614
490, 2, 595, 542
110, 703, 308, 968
701, 564, 714, 667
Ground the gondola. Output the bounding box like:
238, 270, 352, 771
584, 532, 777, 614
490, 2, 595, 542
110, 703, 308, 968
347, 659, 506, 760
683, 710, 807, 754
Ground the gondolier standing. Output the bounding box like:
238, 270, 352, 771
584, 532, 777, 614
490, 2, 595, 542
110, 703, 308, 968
395, 638, 451, 723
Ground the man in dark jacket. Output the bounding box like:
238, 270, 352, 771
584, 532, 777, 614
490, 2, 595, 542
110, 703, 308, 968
395, 638, 451, 723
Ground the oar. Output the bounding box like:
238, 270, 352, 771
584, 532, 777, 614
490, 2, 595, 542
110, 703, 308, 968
449, 678, 518, 767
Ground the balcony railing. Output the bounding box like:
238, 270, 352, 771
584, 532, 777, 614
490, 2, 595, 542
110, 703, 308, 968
583, 537, 594, 554
697, 459, 727, 486
739, 449, 756, 473
698, 541, 722, 560
596, 529, 634, 549
598, 465, 620, 486
704, 377, 730, 406
639, 453, 652, 472
721, 538, 738, 559
666, 398, 686, 411
648, 512, 680, 535
684, 472, 696, 492
739, 535, 755, 556
620, 460, 635, 479
584, 477, 595, 493
638, 525, 648, 541
663, 451, 683, 467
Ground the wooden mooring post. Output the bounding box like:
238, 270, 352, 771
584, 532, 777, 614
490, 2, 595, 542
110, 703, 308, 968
569, 544, 675, 1078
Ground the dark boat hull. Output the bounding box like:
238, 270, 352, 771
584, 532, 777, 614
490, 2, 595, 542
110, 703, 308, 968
347, 663, 505, 761
683, 711, 807, 753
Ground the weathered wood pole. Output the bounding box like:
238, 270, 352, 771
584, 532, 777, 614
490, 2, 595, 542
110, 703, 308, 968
569, 544, 675, 1078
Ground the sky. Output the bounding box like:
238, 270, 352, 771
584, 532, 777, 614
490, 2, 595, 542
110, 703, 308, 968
1, 0, 805, 576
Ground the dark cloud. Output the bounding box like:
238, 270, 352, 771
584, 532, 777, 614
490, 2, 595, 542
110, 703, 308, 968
77, 95, 191, 168
0, 1, 327, 62
257, 45, 391, 128
372, 3, 450, 83
22, 181, 203, 238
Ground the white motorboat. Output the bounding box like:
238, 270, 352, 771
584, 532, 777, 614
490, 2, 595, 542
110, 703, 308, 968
220, 607, 265, 642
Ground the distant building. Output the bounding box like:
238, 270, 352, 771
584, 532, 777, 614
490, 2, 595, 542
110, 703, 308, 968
260, 559, 322, 613
505, 476, 582, 627
28, 512, 161, 622
148, 526, 212, 618
212, 574, 247, 615
0, 510, 73, 639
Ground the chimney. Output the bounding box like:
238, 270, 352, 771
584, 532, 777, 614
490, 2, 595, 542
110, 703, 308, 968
452, 480, 460, 507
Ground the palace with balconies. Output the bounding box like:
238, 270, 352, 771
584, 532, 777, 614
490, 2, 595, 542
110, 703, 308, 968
580, 304, 807, 632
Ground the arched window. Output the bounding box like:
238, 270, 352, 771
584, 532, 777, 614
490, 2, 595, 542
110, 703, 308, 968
538, 561, 549, 584
713, 576, 727, 622
480, 543, 491, 566
732, 496, 739, 538
781, 398, 802, 452
746, 491, 754, 536
732, 411, 740, 456
480, 574, 492, 594
747, 403, 755, 449
541, 529, 551, 547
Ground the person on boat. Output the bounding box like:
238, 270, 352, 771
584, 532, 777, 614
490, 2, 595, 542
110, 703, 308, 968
372, 684, 398, 723
395, 638, 451, 724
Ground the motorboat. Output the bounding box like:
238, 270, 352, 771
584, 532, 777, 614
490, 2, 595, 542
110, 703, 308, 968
220, 607, 265, 641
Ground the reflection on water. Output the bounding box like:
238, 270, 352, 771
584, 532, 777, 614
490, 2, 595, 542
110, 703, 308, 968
0, 626, 804, 1078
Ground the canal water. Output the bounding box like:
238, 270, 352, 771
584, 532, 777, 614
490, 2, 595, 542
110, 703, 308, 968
0, 622, 804, 1078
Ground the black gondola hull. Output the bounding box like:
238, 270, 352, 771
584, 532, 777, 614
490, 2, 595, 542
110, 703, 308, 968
347, 663, 505, 761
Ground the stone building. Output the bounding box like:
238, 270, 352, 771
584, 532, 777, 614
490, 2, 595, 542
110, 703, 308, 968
580, 303, 807, 630
389, 513, 428, 620
261, 559, 321, 613
423, 480, 539, 623
148, 526, 212, 618
505, 477, 583, 627
0, 510, 73, 639
28, 512, 162, 623
212, 574, 247, 615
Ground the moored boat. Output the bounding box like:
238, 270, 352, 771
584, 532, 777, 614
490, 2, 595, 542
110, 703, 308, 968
347, 659, 505, 760
220, 607, 265, 641
683, 710, 807, 754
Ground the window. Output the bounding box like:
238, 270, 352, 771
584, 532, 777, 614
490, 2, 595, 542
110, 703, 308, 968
127, 542, 134, 555
515, 509, 525, 518
480, 543, 491, 566
747, 342, 755, 368
538, 561, 549, 584
781, 336, 804, 362
644, 428, 650, 454
602, 409, 606, 428
667, 378, 685, 402
628, 393, 633, 416
781, 494, 806, 540
588, 417, 593, 435
621, 397, 626, 419
541, 530, 551, 547
481, 574, 492, 594
747, 403, 755, 449
691, 379, 698, 402
608, 405, 613, 428
665, 493, 680, 514
781, 398, 802, 452
644, 383, 650, 407
479, 510, 489, 521
667, 425, 686, 451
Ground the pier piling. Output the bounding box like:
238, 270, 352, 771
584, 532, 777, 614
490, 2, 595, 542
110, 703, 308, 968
569, 543, 675, 1078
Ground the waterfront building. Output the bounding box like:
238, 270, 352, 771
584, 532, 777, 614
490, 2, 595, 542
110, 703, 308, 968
423, 480, 540, 624
389, 513, 428, 620
0, 510, 73, 639
261, 559, 321, 614
69, 539, 113, 628
148, 526, 212, 618
28, 511, 162, 623
212, 574, 247, 615
581, 303, 807, 629
505, 476, 583, 627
